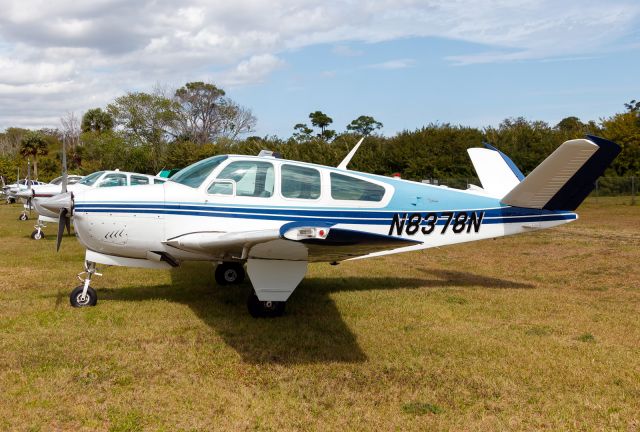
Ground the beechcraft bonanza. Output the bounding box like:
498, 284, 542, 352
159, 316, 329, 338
40, 135, 620, 317
19, 170, 167, 240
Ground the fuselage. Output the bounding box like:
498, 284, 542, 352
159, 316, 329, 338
70, 154, 577, 263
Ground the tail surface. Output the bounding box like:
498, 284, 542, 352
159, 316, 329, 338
501, 135, 621, 211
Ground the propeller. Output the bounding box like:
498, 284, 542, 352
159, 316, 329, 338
26, 160, 32, 216
61, 134, 68, 194
39, 192, 73, 251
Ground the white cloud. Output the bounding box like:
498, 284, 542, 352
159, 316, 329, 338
217, 54, 286, 87
0, 0, 638, 129
367, 59, 415, 69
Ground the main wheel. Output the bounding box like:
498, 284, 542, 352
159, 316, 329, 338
215, 262, 245, 285
30, 229, 44, 240
18, 213, 28, 221
247, 291, 286, 318
70, 285, 98, 308
7, 197, 15, 204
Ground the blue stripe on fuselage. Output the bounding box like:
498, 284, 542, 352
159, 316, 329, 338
73, 202, 577, 225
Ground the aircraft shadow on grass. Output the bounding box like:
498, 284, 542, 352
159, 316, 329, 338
100, 263, 533, 365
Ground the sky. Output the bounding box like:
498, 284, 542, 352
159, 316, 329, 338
0, 0, 639, 138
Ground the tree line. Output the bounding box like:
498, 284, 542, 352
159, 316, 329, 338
1, 81, 638, 183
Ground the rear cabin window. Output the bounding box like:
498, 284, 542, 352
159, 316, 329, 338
281, 164, 320, 199
330, 173, 385, 201
208, 161, 274, 197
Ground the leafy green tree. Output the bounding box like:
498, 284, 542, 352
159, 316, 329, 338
19, 131, 49, 179
81, 108, 114, 133
601, 111, 640, 176
308, 111, 335, 140
107, 92, 179, 172
173, 81, 256, 143
293, 123, 313, 141
346, 115, 383, 136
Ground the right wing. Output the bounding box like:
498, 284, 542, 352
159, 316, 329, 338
164, 222, 420, 262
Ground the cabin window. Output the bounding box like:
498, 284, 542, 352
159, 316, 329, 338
153, 178, 166, 184
97, 173, 127, 188
130, 175, 150, 185
281, 164, 320, 199
171, 155, 228, 188
330, 173, 385, 201
208, 161, 274, 197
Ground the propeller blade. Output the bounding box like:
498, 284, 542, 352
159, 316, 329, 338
65, 214, 71, 235
61, 136, 68, 193
27, 197, 32, 216
56, 208, 68, 252
27, 160, 31, 190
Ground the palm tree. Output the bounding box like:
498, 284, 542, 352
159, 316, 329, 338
19, 131, 48, 179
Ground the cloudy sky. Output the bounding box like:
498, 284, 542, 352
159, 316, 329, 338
1, 0, 639, 137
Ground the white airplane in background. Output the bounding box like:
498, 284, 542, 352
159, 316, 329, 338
41, 135, 620, 318
19, 170, 168, 240
15, 175, 84, 221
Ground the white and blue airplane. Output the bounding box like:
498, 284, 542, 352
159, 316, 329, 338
41, 135, 620, 317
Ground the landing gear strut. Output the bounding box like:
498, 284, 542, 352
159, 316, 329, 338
247, 291, 286, 318
215, 262, 245, 285
70, 261, 101, 308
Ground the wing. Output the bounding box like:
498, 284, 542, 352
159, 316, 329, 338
164, 222, 421, 262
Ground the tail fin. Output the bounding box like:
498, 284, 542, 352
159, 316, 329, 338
467, 143, 524, 198
501, 135, 621, 210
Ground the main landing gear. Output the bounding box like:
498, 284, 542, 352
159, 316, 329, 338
214, 262, 245, 285
214, 262, 287, 318
247, 291, 286, 318
69, 261, 101, 308
18, 211, 28, 221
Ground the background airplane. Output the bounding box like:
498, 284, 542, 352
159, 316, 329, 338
42, 135, 620, 317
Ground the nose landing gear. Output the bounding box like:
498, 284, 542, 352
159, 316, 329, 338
70, 261, 101, 308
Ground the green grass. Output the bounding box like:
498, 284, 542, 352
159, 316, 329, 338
0, 197, 638, 431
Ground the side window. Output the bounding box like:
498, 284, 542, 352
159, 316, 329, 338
153, 178, 166, 184
208, 161, 274, 197
131, 175, 150, 186
97, 173, 127, 188
281, 164, 321, 199
330, 173, 385, 201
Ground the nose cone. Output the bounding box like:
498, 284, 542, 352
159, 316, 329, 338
40, 192, 73, 214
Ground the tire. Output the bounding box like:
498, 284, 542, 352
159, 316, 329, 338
70, 285, 98, 307
247, 291, 286, 318
30, 229, 44, 240
7, 198, 15, 204
215, 262, 245, 285
18, 213, 28, 221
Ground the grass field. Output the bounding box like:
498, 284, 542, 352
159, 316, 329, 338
0, 198, 638, 431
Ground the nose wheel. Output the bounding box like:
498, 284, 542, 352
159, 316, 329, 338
215, 262, 245, 285
70, 261, 101, 308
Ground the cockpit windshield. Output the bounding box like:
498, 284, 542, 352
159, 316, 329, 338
170, 155, 228, 188
79, 171, 105, 186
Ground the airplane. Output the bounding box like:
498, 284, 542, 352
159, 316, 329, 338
15, 175, 84, 221
41, 135, 620, 317
20, 170, 168, 240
